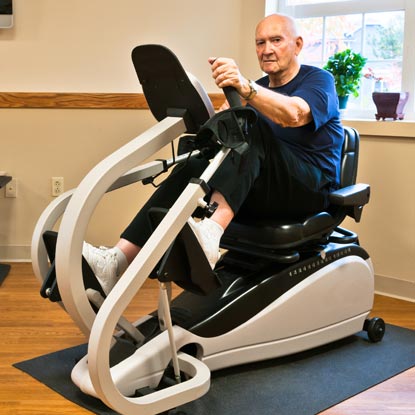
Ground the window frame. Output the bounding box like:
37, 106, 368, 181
265, 0, 415, 119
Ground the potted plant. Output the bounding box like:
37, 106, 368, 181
324, 49, 367, 109
372, 91, 409, 120
364, 68, 410, 120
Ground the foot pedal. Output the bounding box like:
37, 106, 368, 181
148, 208, 221, 295
40, 231, 61, 301
40, 231, 106, 302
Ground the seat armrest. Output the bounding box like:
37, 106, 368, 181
329, 183, 370, 223
329, 183, 370, 206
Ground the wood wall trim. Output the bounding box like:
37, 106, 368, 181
0, 92, 225, 110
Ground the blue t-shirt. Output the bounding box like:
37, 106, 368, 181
256, 65, 344, 187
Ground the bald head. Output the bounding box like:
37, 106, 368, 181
256, 14, 299, 39
254, 13, 303, 86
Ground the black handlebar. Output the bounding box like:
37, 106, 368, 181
223, 86, 242, 108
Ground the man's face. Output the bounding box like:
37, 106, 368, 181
255, 16, 302, 77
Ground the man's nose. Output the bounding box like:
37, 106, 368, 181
263, 40, 274, 55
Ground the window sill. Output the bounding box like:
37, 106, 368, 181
341, 118, 415, 138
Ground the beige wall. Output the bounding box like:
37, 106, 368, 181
0, 0, 263, 92
341, 126, 415, 301
0, 107, 159, 254
1, 1, 414, 301
0, 0, 265, 255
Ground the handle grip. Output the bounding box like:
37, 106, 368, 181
223, 86, 242, 108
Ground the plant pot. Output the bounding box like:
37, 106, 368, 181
372, 92, 409, 120
338, 95, 349, 110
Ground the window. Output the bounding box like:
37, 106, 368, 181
266, 0, 415, 118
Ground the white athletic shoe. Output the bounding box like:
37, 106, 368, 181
82, 243, 119, 295
188, 217, 223, 269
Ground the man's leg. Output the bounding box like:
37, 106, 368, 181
83, 156, 225, 291
208, 116, 332, 221
84, 118, 327, 292
102, 121, 267, 278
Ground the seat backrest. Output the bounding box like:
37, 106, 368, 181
340, 126, 360, 188
131, 44, 215, 134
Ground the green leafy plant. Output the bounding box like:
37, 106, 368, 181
324, 49, 367, 98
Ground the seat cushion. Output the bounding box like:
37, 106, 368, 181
222, 212, 335, 250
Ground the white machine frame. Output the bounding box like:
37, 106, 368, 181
32, 69, 375, 415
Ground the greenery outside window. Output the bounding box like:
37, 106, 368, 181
265, 0, 415, 119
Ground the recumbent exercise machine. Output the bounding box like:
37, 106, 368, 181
31, 44, 385, 415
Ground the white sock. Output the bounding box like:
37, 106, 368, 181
113, 246, 128, 276
200, 218, 224, 241
189, 217, 224, 269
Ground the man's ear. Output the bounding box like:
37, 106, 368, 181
295, 36, 304, 55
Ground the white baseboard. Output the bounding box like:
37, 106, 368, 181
0, 245, 31, 262
375, 274, 415, 303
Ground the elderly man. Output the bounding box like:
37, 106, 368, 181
83, 13, 343, 294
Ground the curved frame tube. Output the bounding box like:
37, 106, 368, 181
31, 150, 200, 288
54, 116, 186, 335
32, 112, 230, 414
86, 147, 229, 413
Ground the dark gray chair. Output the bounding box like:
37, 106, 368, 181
220, 126, 370, 263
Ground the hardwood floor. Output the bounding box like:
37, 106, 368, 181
1, 262, 414, 414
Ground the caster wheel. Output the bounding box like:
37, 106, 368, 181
364, 317, 386, 342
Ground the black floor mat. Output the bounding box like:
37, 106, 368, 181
13, 324, 415, 415
0, 263, 11, 286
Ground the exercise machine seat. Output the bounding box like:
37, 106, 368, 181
220, 126, 370, 260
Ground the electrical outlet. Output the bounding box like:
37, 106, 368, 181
51, 177, 64, 196
5, 178, 17, 198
